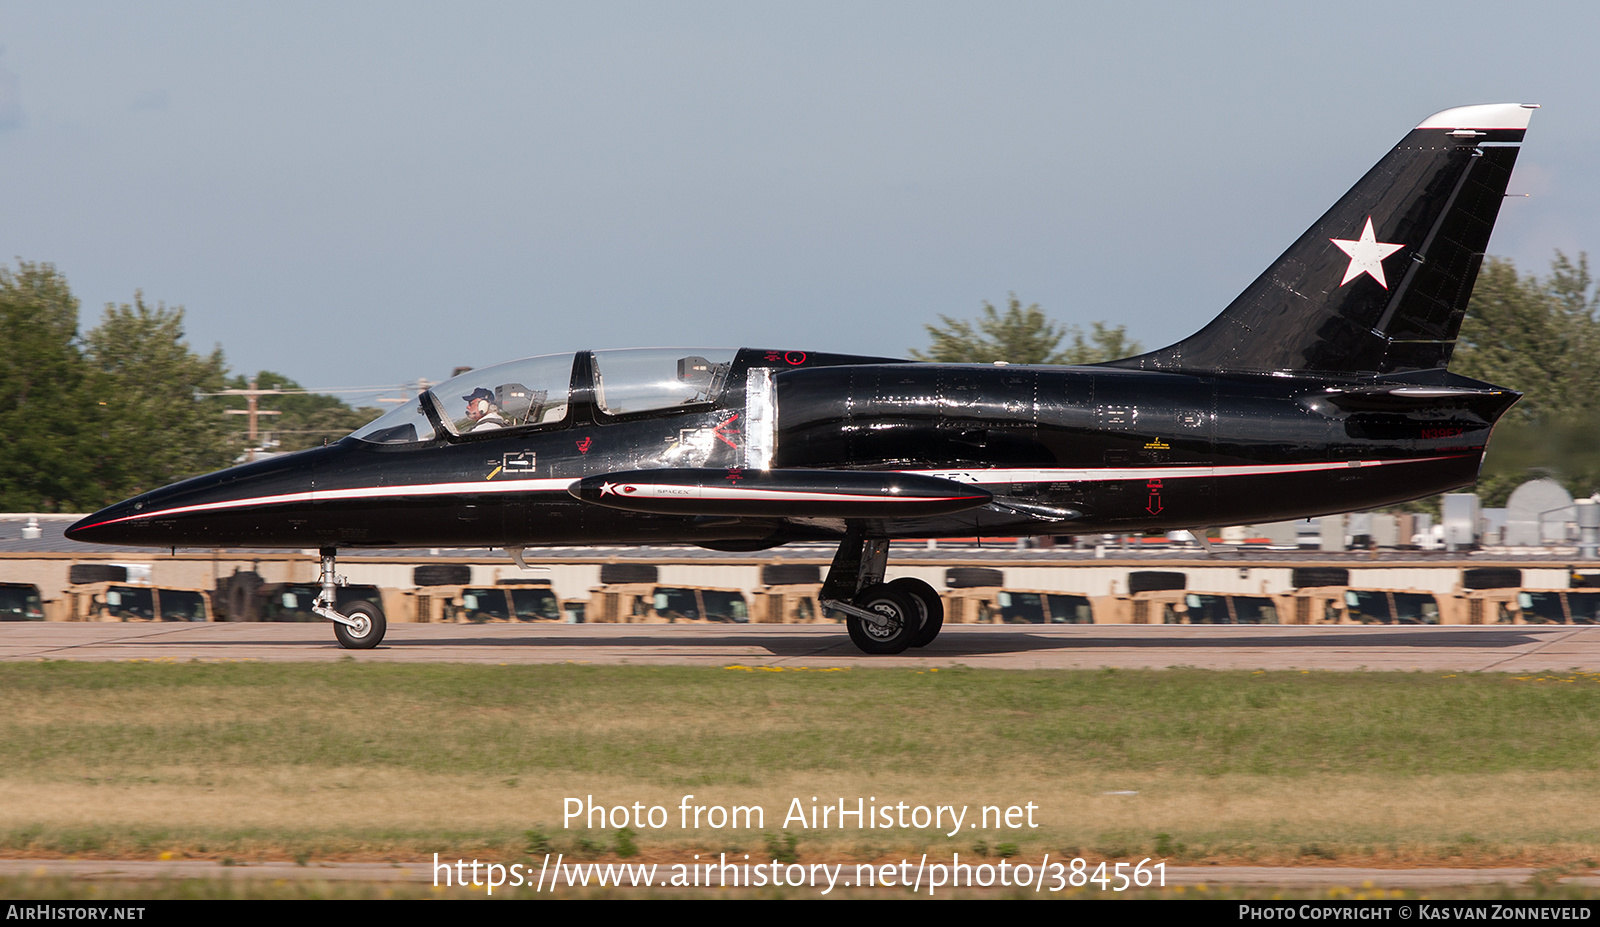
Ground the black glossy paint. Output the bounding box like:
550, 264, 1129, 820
67, 106, 1532, 555
570, 468, 992, 518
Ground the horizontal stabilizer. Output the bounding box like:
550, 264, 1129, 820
569, 468, 992, 517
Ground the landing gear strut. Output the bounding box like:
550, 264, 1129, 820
821, 528, 943, 654
311, 547, 388, 650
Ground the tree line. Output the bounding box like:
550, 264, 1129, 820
910, 293, 1142, 365
1451, 253, 1600, 506
1, 255, 1592, 513
0, 262, 373, 512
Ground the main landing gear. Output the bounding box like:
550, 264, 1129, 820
820, 528, 943, 655
312, 547, 388, 650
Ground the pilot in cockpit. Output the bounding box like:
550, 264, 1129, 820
463, 387, 509, 431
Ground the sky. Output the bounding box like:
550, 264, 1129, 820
1, 1, 1596, 408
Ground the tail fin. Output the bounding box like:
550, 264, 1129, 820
1108, 103, 1536, 378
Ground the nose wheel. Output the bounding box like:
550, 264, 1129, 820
313, 547, 388, 650
332, 599, 387, 650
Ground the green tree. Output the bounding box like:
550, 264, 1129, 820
1062, 321, 1144, 365
80, 295, 233, 503
1452, 252, 1600, 504
1453, 253, 1600, 422
0, 262, 92, 511
911, 294, 1141, 365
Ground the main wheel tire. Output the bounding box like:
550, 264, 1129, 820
889, 577, 944, 648
845, 584, 919, 655
333, 599, 387, 650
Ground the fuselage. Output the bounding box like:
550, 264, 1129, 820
66, 346, 1518, 550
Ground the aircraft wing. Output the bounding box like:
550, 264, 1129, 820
569, 468, 993, 518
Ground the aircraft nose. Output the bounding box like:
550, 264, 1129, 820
65, 471, 231, 547
65, 469, 249, 548
64, 444, 341, 550
66, 500, 143, 545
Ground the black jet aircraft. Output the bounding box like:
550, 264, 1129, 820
69, 103, 1536, 654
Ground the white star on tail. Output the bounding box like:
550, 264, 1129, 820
1330, 217, 1405, 289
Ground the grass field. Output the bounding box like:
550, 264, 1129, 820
1, 661, 1598, 871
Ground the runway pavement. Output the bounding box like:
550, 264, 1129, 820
4, 622, 1600, 672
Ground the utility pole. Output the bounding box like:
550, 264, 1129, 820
219, 380, 283, 462
377, 378, 434, 407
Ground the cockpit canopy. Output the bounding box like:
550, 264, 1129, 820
347, 348, 737, 445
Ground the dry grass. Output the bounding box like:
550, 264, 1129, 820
1, 662, 1598, 865
1, 769, 1597, 866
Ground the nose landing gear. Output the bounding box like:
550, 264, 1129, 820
312, 547, 388, 649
